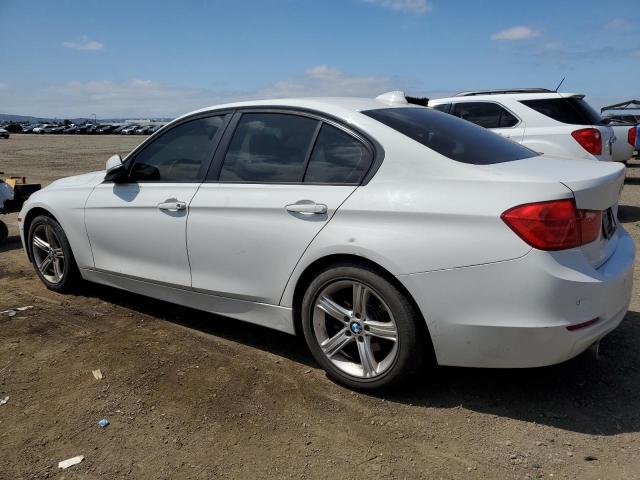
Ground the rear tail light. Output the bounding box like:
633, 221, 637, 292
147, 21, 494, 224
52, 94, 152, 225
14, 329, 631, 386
501, 199, 601, 251
571, 128, 602, 155
629, 126, 637, 147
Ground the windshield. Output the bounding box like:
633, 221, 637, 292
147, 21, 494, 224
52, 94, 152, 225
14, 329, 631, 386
362, 107, 538, 165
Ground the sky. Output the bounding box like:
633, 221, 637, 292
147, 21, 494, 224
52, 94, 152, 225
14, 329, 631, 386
0, 0, 639, 119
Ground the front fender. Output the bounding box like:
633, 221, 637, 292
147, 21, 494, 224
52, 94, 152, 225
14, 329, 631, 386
20, 186, 95, 269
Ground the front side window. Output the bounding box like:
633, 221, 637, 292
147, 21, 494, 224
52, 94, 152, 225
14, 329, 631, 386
219, 113, 318, 183
363, 107, 537, 165
129, 116, 225, 182
304, 124, 371, 184
451, 102, 518, 128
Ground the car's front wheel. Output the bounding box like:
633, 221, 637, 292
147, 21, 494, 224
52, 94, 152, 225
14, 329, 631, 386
28, 215, 80, 292
301, 263, 427, 390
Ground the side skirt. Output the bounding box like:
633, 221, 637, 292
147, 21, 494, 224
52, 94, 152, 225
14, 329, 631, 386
80, 268, 296, 335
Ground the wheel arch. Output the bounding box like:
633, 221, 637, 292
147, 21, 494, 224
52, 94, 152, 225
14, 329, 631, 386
22, 206, 60, 261
289, 253, 436, 360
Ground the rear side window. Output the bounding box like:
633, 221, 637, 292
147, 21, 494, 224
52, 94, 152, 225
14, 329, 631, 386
520, 97, 603, 126
363, 107, 537, 165
219, 113, 318, 183
304, 124, 371, 184
431, 103, 451, 113
451, 102, 519, 128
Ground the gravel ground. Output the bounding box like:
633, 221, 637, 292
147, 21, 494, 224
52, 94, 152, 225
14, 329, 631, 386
0, 134, 639, 479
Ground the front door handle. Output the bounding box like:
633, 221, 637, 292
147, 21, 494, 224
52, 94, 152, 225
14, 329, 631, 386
285, 202, 328, 215
157, 200, 187, 212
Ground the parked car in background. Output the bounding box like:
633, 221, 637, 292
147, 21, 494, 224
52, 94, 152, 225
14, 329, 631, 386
96, 125, 118, 134
31, 124, 50, 134
120, 125, 139, 135
603, 113, 640, 124
112, 125, 127, 134
21, 124, 39, 133
146, 125, 163, 134
606, 120, 636, 164
42, 125, 64, 134
134, 125, 160, 135
0, 128, 9, 139
429, 89, 615, 161
4, 123, 24, 134
19, 94, 634, 390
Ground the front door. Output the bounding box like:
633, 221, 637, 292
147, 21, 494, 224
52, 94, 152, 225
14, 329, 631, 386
85, 115, 228, 286
188, 111, 374, 304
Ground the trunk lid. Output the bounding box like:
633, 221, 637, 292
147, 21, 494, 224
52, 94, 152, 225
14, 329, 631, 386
484, 155, 625, 267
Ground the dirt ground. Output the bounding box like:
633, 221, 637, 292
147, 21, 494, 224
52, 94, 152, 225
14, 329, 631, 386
1, 134, 639, 480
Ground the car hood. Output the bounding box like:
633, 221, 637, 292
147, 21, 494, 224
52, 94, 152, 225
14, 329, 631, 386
46, 170, 106, 190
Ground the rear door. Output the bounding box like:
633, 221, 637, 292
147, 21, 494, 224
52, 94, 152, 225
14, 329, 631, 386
450, 101, 526, 142
187, 111, 374, 304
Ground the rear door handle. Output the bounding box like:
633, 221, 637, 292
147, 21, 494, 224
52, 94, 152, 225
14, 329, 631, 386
157, 200, 187, 212
285, 202, 328, 214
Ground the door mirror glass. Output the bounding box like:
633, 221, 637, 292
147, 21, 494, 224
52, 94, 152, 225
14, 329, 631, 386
106, 154, 123, 171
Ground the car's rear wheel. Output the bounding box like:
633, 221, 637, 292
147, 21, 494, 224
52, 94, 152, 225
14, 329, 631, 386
301, 263, 426, 390
28, 215, 80, 292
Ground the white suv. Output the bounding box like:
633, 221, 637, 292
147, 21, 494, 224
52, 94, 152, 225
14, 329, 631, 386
429, 89, 615, 161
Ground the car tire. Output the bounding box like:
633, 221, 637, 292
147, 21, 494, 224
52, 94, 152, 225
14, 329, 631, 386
28, 215, 81, 292
0, 221, 8, 242
301, 262, 427, 390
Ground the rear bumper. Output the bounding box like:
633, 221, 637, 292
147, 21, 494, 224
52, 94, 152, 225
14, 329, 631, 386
398, 227, 635, 368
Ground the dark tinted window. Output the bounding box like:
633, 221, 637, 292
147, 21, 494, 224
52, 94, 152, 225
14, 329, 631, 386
130, 116, 224, 182
220, 113, 318, 183
520, 97, 603, 125
451, 102, 518, 128
304, 124, 371, 183
431, 103, 451, 113
363, 107, 537, 165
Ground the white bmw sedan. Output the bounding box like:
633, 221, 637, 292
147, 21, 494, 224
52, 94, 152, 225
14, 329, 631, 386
19, 93, 635, 390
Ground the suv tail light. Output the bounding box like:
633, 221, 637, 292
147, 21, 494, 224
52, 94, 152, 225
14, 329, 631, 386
629, 126, 637, 147
571, 128, 602, 155
501, 199, 601, 251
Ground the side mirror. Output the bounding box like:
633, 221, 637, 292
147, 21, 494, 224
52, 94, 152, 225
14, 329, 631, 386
106, 154, 122, 171
104, 155, 128, 183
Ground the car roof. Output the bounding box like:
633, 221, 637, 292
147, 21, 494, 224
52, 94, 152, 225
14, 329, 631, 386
176, 96, 414, 123
429, 92, 584, 104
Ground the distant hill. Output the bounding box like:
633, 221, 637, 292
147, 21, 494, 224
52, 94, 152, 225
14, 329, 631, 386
0, 113, 54, 123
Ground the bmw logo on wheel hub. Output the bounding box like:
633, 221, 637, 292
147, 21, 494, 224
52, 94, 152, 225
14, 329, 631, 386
349, 321, 363, 335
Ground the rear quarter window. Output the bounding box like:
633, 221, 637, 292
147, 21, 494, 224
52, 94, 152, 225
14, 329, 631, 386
362, 107, 537, 165
520, 97, 603, 126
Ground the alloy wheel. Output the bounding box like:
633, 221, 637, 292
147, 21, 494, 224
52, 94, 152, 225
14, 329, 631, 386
32, 224, 65, 284
312, 280, 399, 379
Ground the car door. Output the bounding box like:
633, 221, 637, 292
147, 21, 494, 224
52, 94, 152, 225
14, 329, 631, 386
188, 110, 374, 304
85, 114, 229, 286
451, 101, 525, 143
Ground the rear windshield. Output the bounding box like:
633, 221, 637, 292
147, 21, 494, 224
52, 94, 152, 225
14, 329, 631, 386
520, 97, 603, 126
362, 107, 537, 165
